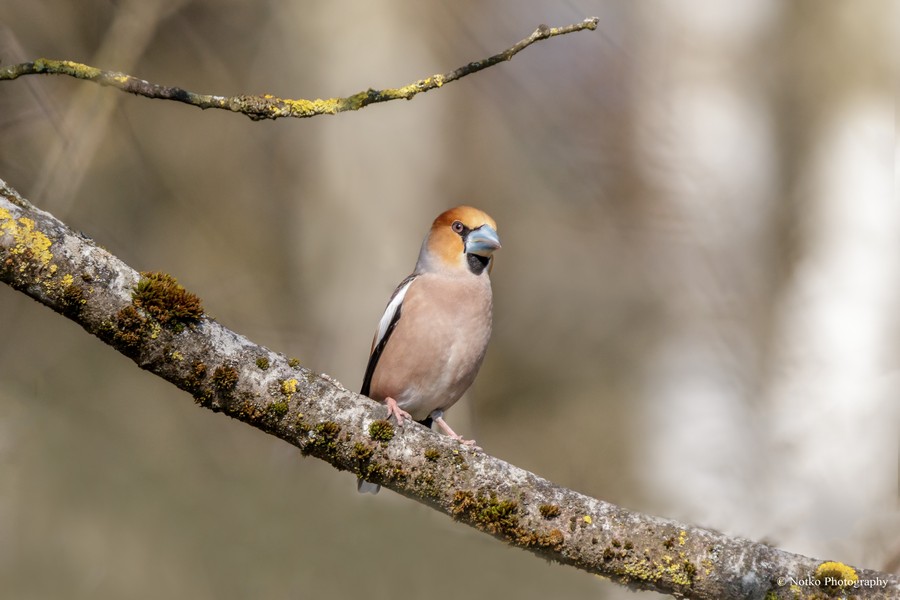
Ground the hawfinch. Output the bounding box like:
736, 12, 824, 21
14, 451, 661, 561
357, 206, 501, 494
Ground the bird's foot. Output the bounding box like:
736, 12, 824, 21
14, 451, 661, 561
452, 436, 480, 450
385, 397, 413, 427
431, 411, 481, 450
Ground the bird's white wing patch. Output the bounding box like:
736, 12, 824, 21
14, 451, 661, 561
374, 275, 416, 349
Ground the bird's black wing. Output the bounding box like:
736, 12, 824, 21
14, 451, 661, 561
360, 274, 417, 396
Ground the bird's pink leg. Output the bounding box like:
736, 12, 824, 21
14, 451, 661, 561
385, 396, 413, 427
431, 410, 479, 448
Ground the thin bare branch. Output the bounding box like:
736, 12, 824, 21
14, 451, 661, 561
1, 177, 897, 599
0, 18, 599, 121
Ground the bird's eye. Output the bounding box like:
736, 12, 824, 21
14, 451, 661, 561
451, 220, 465, 234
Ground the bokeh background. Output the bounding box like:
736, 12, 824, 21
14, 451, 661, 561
1, 1, 898, 598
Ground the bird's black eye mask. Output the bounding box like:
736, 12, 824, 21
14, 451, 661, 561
452, 220, 491, 275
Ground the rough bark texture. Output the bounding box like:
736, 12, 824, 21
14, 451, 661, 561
1, 178, 896, 599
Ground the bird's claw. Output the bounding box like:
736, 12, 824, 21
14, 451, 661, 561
385, 397, 412, 427
453, 436, 482, 451
431, 412, 481, 450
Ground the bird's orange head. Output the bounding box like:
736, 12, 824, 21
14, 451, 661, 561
416, 206, 501, 276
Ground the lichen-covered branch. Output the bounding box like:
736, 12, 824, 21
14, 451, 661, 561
0, 18, 599, 121
1, 177, 896, 600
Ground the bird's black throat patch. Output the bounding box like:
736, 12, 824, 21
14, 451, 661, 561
467, 253, 490, 275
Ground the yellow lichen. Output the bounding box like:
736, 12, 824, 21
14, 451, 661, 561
583, 515, 592, 524
60, 60, 101, 78
815, 561, 858, 589
0, 208, 53, 268
281, 378, 298, 397
281, 97, 340, 117
621, 554, 696, 588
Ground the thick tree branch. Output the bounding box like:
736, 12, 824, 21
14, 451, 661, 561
0, 18, 599, 121
1, 177, 896, 600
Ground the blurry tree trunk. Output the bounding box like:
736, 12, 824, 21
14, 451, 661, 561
760, 1, 900, 557
631, 2, 781, 532
626, 3, 898, 567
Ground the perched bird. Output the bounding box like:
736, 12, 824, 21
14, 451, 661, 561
357, 206, 501, 494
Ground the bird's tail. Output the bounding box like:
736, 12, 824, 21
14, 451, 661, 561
357, 478, 381, 494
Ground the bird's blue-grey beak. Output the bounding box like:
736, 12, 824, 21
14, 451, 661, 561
465, 224, 501, 257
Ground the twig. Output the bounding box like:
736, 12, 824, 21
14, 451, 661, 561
1, 177, 897, 599
0, 18, 600, 121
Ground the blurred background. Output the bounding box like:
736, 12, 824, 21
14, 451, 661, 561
1, 1, 898, 598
